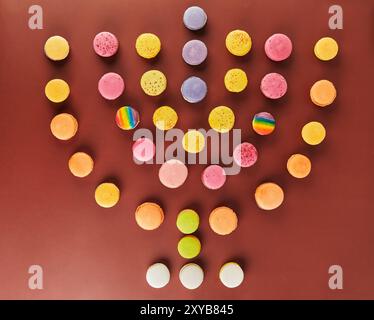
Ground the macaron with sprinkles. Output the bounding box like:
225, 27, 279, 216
140, 70, 167, 96
153, 106, 178, 131
252, 112, 275, 135
233, 142, 258, 168
225, 30, 252, 56
135, 33, 161, 59
93, 31, 119, 57
208, 106, 235, 133
224, 68, 248, 93
115, 106, 140, 130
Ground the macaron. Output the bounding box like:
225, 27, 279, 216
182, 130, 205, 153
181, 76, 207, 103
140, 70, 167, 96
182, 40, 208, 65
233, 142, 258, 168
183, 6, 207, 31
301, 121, 326, 145
255, 182, 284, 210
50, 113, 78, 140
264, 33, 293, 61
224, 68, 248, 93
252, 112, 275, 135
310, 80, 336, 107
94, 182, 120, 208
68, 152, 94, 178
45, 79, 70, 103
208, 106, 235, 133
225, 30, 252, 56
159, 159, 188, 188
260, 73, 287, 99
177, 235, 201, 259
209, 206, 238, 235
135, 202, 164, 230
179, 263, 204, 290
153, 106, 178, 130
93, 31, 119, 57
132, 137, 155, 162
135, 33, 161, 59
146, 263, 170, 288
44, 35, 69, 61
314, 37, 338, 61
98, 72, 124, 100
115, 106, 140, 130
219, 262, 244, 288
176, 209, 200, 234
287, 154, 312, 178
201, 165, 226, 190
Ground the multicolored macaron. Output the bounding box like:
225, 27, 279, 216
176, 209, 200, 234
264, 33, 293, 61
181, 76, 207, 103
68, 152, 94, 178
287, 154, 312, 178
179, 263, 204, 290
310, 80, 336, 107
146, 263, 170, 288
208, 106, 235, 133
135, 202, 164, 230
260, 73, 287, 99
140, 70, 167, 96
301, 121, 326, 145
255, 182, 284, 210
44, 35, 70, 61
93, 31, 119, 57
153, 106, 178, 130
115, 106, 140, 130
94, 182, 120, 208
225, 30, 252, 56
209, 206, 238, 235
183, 6, 207, 31
224, 68, 248, 93
177, 235, 201, 259
233, 142, 258, 168
219, 262, 244, 288
135, 33, 161, 59
159, 159, 188, 188
132, 137, 155, 162
45, 79, 70, 103
201, 165, 226, 190
314, 37, 338, 61
182, 130, 205, 153
182, 40, 208, 65
98, 72, 125, 100
252, 112, 275, 135
50, 113, 78, 141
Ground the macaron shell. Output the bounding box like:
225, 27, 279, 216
310, 80, 336, 107
136, 33, 161, 59
44, 35, 70, 61
252, 112, 275, 135
264, 33, 293, 61
93, 32, 119, 57
255, 182, 284, 210
183, 6, 207, 31
94, 182, 120, 208
140, 70, 167, 96
208, 106, 235, 133
219, 262, 244, 288
159, 159, 188, 188
260, 73, 287, 99
153, 106, 178, 130
146, 263, 170, 288
201, 165, 226, 190
233, 142, 258, 168
179, 263, 204, 290
224, 68, 248, 93
301, 121, 326, 145
209, 206, 238, 235
182, 40, 208, 65
225, 30, 252, 56
182, 130, 205, 153
45, 79, 70, 103
314, 37, 338, 61
177, 235, 201, 259
50, 113, 78, 140
176, 209, 200, 234
115, 106, 140, 130
98, 72, 125, 100
287, 154, 312, 178
132, 137, 155, 162
181, 76, 207, 103
68, 152, 94, 178
135, 202, 164, 230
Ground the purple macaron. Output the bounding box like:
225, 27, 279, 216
181, 76, 207, 103
182, 40, 208, 65
183, 6, 207, 31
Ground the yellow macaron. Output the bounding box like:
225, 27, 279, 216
44, 35, 70, 61
225, 30, 252, 56
182, 130, 205, 154
301, 121, 326, 145
153, 106, 178, 130
208, 106, 235, 133
314, 37, 338, 61
224, 68, 248, 92
136, 33, 161, 59
94, 182, 120, 208
45, 79, 70, 103
140, 70, 167, 96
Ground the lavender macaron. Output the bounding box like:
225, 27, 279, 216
181, 76, 207, 103
182, 40, 208, 65
183, 6, 207, 31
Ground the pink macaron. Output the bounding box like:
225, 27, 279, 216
93, 31, 119, 57
260, 73, 287, 99
233, 142, 258, 168
132, 137, 156, 162
264, 33, 293, 61
201, 165, 226, 190
98, 72, 125, 100
159, 159, 188, 189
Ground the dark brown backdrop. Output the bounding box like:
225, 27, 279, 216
0, 0, 373, 299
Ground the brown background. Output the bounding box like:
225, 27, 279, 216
0, 0, 373, 300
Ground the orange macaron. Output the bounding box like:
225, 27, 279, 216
135, 202, 164, 230
255, 182, 284, 210
287, 154, 312, 178
209, 206, 238, 235
68, 152, 94, 178
310, 80, 336, 107
50, 113, 78, 140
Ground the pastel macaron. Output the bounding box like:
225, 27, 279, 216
224, 68, 248, 93
135, 202, 164, 230
301, 121, 326, 145
159, 159, 188, 188
183, 6, 207, 31
98, 72, 125, 100
115, 106, 140, 130
219, 262, 244, 288
182, 40, 208, 65
44, 35, 70, 61
201, 165, 226, 190
176, 209, 200, 234
287, 154, 312, 178
93, 31, 119, 57
141, 70, 167, 96
94, 182, 120, 208
179, 263, 204, 290
264, 33, 293, 61
146, 263, 170, 288
177, 235, 201, 259
314, 37, 338, 61
261, 73, 287, 99
208, 106, 235, 133
181, 76, 207, 103
132, 137, 155, 162
68, 152, 94, 178
225, 30, 252, 56
209, 206, 238, 235
310, 80, 336, 107
45, 79, 70, 103
233, 142, 258, 168
182, 130, 205, 153
153, 106, 178, 130
252, 112, 276, 135
50, 113, 78, 140
255, 182, 284, 210
135, 33, 161, 59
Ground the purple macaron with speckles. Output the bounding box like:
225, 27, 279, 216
182, 40, 208, 65
181, 76, 207, 103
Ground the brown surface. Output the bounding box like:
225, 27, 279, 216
0, 0, 373, 299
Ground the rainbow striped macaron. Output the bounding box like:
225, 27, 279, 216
252, 112, 275, 135
115, 106, 140, 130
